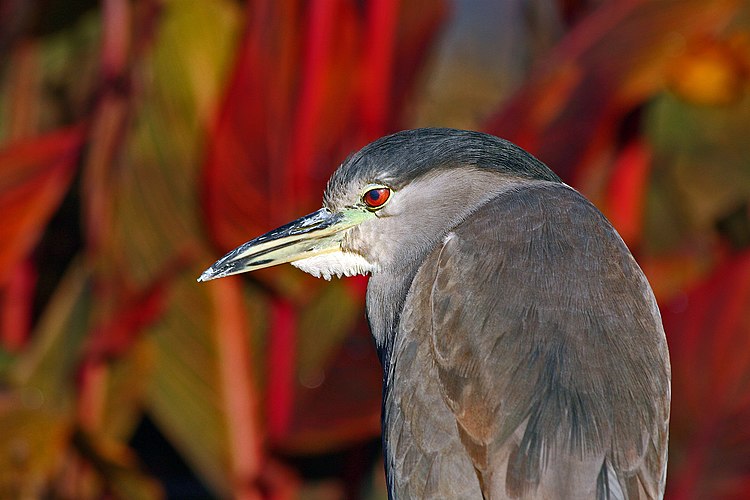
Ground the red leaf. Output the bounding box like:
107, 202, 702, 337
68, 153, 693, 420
267, 298, 297, 442
663, 250, 750, 499
84, 283, 167, 361
208, 277, 263, 498
389, 1, 447, 119
279, 323, 382, 454
604, 139, 652, 246
358, 0, 400, 138
0, 125, 83, 285
286, 0, 340, 198
0, 258, 37, 350
84, 252, 190, 360
201, 1, 348, 251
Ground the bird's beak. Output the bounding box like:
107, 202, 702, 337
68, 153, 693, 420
197, 208, 372, 282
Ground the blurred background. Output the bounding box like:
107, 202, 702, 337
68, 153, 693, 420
1, 0, 750, 498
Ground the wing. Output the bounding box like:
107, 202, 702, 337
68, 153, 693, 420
420, 182, 670, 499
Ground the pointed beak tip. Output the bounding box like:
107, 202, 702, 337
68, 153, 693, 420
197, 269, 216, 283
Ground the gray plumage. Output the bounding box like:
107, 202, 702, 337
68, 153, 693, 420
199, 128, 671, 499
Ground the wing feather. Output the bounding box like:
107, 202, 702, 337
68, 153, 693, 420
420, 183, 670, 498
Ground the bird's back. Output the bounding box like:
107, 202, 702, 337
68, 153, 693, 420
382, 181, 670, 499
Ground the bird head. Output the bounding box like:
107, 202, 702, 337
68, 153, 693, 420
197, 128, 560, 283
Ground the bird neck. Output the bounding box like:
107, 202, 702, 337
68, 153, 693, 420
366, 259, 422, 369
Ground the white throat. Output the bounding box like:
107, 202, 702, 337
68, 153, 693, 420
291, 251, 377, 280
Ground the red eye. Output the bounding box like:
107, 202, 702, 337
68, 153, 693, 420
363, 187, 390, 208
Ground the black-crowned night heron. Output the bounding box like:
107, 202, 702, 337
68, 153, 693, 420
198, 128, 670, 499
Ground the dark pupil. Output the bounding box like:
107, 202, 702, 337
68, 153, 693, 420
368, 190, 380, 202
